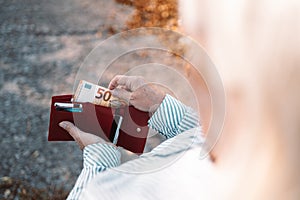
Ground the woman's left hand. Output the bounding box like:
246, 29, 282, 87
59, 121, 108, 150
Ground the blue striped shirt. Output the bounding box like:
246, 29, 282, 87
67, 94, 208, 200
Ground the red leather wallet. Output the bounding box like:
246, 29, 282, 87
48, 95, 150, 154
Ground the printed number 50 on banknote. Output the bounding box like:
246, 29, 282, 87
73, 80, 123, 107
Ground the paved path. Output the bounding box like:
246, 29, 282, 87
0, 0, 131, 195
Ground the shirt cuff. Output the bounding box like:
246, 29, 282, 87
148, 94, 199, 138
83, 143, 121, 169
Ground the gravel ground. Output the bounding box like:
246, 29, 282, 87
0, 0, 186, 198
0, 0, 132, 198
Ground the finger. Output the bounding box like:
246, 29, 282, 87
109, 75, 143, 91
59, 121, 84, 149
112, 88, 132, 105
59, 121, 79, 137
108, 75, 127, 90
59, 121, 107, 150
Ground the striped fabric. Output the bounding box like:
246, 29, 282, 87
148, 94, 199, 138
67, 144, 121, 199
80, 128, 209, 200
67, 95, 201, 200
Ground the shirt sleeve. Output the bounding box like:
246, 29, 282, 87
67, 143, 121, 200
148, 94, 199, 139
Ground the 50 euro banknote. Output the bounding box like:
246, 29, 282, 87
73, 80, 126, 107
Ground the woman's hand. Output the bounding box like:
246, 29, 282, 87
109, 75, 166, 113
59, 121, 109, 150
59, 76, 166, 150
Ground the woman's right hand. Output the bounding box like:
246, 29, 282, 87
108, 75, 166, 114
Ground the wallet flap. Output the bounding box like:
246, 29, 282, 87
48, 94, 150, 154
116, 107, 150, 153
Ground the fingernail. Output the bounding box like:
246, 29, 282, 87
59, 121, 67, 129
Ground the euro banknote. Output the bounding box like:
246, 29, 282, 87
73, 80, 125, 107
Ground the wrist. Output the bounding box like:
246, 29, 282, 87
148, 94, 166, 116
149, 103, 160, 117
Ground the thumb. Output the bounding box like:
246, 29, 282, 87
112, 88, 132, 104
59, 121, 106, 150
59, 121, 81, 141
